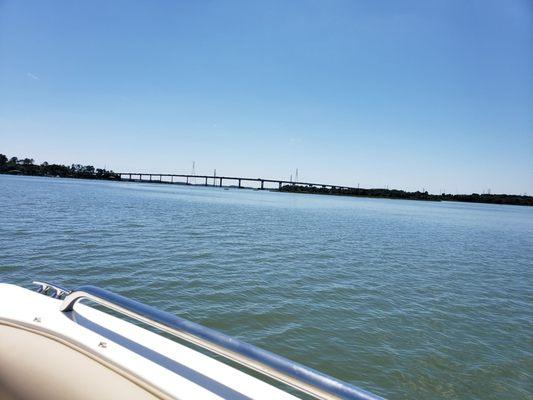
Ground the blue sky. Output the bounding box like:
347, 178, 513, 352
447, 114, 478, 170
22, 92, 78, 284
1, 0, 531, 194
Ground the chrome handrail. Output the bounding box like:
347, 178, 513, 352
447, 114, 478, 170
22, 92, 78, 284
60, 285, 385, 400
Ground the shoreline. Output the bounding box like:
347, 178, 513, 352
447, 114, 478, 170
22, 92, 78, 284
2, 171, 532, 207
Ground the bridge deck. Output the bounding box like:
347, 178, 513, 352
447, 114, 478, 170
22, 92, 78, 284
117, 173, 355, 191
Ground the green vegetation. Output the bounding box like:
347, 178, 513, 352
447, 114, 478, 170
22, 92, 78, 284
1, 152, 531, 206
0, 154, 119, 180
280, 185, 533, 206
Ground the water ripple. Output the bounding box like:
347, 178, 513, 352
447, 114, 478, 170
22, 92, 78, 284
1, 175, 532, 400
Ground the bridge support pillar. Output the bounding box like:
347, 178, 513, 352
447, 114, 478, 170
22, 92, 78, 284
205, 177, 208, 186
220, 178, 223, 187
238, 179, 242, 188
279, 181, 282, 190
260, 180, 264, 190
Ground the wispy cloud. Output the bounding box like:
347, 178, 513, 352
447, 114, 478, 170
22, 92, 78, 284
26, 72, 39, 80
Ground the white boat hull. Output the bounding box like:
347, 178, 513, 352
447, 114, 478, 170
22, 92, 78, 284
0, 284, 298, 400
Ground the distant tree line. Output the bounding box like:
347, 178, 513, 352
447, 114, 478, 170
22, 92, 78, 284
2, 153, 530, 206
280, 184, 533, 206
0, 154, 120, 180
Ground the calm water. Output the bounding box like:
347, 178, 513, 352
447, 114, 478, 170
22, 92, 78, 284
1, 175, 532, 399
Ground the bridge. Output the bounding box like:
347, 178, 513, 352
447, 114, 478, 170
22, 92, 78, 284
117, 172, 356, 191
